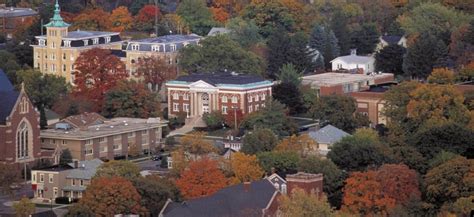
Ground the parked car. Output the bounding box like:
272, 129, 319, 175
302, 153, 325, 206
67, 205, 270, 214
151, 155, 162, 161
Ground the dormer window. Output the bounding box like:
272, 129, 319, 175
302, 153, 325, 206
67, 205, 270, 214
92, 38, 99, 45
131, 44, 140, 51
63, 40, 71, 47
38, 39, 45, 46
105, 36, 111, 43
151, 45, 160, 52
170, 44, 176, 52
83, 40, 89, 46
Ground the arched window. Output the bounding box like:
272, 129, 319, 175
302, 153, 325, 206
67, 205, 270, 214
17, 121, 30, 159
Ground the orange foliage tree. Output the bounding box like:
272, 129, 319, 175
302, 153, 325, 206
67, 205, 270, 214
274, 134, 318, 157
134, 56, 177, 92
342, 170, 396, 216
230, 152, 264, 183
72, 8, 112, 31
80, 177, 144, 215
73, 48, 128, 111
134, 5, 161, 33
175, 158, 228, 199
110, 6, 133, 32
210, 7, 230, 24
375, 164, 421, 205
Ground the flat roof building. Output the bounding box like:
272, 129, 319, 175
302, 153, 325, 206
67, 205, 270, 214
0, 7, 38, 39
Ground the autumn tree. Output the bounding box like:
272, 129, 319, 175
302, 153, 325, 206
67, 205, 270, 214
13, 197, 35, 217
241, 128, 278, 155
230, 152, 264, 183
80, 177, 144, 215
169, 147, 188, 177
241, 0, 296, 37
449, 21, 474, 66
180, 131, 216, 156
94, 160, 141, 180
134, 5, 161, 33
279, 188, 335, 217
0, 164, 20, 198
102, 80, 161, 119
110, 6, 133, 32
73, 48, 128, 111
376, 164, 421, 205
160, 14, 189, 35
210, 6, 229, 24
132, 175, 181, 215
224, 108, 244, 129
275, 134, 318, 157
71, 8, 112, 31
134, 56, 176, 92
175, 158, 228, 199
342, 171, 396, 216
203, 111, 225, 130
427, 68, 455, 84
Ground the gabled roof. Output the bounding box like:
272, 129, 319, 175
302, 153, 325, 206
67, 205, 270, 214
66, 159, 103, 179
207, 27, 231, 36
381, 35, 403, 45
308, 124, 350, 145
0, 69, 19, 124
330, 54, 374, 64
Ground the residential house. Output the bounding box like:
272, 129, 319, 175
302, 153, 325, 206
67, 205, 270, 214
0, 6, 37, 39
166, 72, 273, 119
331, 49, 375, 73
40, 113, 168, 161
308, 125, 350, 155
31, 159, 103, 201
301, 72, 394, 96
207, 27, 230, 36
375, 35, 407, 52
159, 172, 323, 217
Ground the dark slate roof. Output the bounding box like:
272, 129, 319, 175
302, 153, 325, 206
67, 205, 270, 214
0, 69, 19, 124
162, 180, 277, 217
381, 35, 403, 45
110, 49, 126, 58
126, 34, 201, 52
174, 73, 267, 86
36, 31, 121, 48
0, 7, 37, 18
64, 30, 119, 39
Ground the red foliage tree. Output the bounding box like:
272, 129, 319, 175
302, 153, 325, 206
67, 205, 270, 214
134, 5, 161, 33
73, 48, 128, 111
210, 7, 230, 23
376, 164, 421, 205
175, 158, 228, 199
224, 108, 244, 129
134, 56, 176, 92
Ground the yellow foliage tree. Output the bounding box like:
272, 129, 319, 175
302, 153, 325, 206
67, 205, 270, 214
279, 188, 335, 217
180, 132, 216, 156
109, 6, 133, 32
428, 68, 455, 85
230, 152, 264, 183
170, 147, 188, 177
275, 134, 318, 157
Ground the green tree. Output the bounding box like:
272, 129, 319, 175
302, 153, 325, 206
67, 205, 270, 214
102, 80, 161, 119
391, 146, 428, 174
309, 25, 340, 69
241, 100, 297, 137
279, 189, 335, 217
59, 149, 73, 166
375, 44, 406, 75
132, 175, 181, 216
309, 95, 363, 133
428, 151, 460, 169
6, 40, 33, 68
329, 10, 351, 55
350, 23, 380, 55
272, 82, 304, 115
257, 151, 300, 176
241, 128, 278, 155
16, 69, 69, 128
177, 0, 215, 36
13, 197, 35, 217
277, 63, 302, 87
0, 50, 20, 84
65, 203, 94, 217
94, 160, 141, 180
402, 33, 448, 79
226, 17, 262, 48
299, 157, 346, 208
178, 35, 265, 74
241, 0, 296, 37
203, 111, 225, 130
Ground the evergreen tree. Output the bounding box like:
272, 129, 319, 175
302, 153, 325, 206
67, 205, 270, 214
403, 33, 448, 79
277, 63, 302, 86
375, 44, 406, 75
309, 25, 340, 69
330, 10, 351, 55
350, 23, 380, 55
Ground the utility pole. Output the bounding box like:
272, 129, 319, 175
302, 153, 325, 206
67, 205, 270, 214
154, 0, 158, 36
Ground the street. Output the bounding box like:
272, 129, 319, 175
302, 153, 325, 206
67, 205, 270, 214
0, 183, 33, 215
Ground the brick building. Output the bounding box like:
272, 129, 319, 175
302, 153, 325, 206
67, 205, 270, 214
0, 6, 37, 39
166, 72, 273, 118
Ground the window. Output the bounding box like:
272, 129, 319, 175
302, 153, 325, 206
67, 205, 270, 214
32, 174, 36, 182
92, 38, 99, 45
19, 97, 29, 114
343, 84, 353, 93
62, 140, 67, 145
255, 104, 259, 111
51, 53, 56, 60
231, 96, 238, 103
49, 174, 53, 183
99, 137, 105, 143
80, 180, 84, 186
151, 45, 159, 52
83, 40, 89, 46
128, 132, 135, 137
40, 174, 44, 183
16, 121, 30, 159
85, 140, 92, 145
281, 184, 287, 194
39, 39, 45, 46
100, 146, 107, 153
36, 52, 40, 59
72, 179, 75, 186
53, 187, 58, 198
44, 53, 47, 59
142, 130, 148, 135
248, 96, 253, 102
255, 95, 259, 101
51, 42, 56, 48
63, 53, 66, 60
248, 105, 253, 113
261, 94, 266, 101
222, 96, 228, 103
222, 106, 228, 114
183, 94, 189, 100
173, 93, 179, 100
173, 103, 179, 112
170, 44, 176, 52
64, 40, 71, 47
84, 148, 93, 155
113, 144, 121, 150
105, 36, 111, 43
183, 104, 189, 112
131, 44, 139, 50
114, 135, 121, 140
63, 64, 66, 72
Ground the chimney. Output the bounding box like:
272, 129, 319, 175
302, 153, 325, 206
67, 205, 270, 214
74, 161, 79, 168
243, 182, 251, 192
286, 172, 323, 197
350, 49, 357, 56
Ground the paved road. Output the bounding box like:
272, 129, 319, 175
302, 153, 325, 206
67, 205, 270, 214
0, 183, 33, 215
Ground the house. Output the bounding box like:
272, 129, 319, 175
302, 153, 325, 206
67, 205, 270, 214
301, 72, 394, 96
0, 6, 38, 39
159, 172, 323, 217
349, 84, 396, 126
0, 69, 43, 169
166, 72, 273, 119
40, 113, 168, 161
31, 159, 103, 201
207, 27, 231, 36
331, 49, 375, 73
32, 1, 123, 83
308, 125, 350, 155
375, 35, 407, 52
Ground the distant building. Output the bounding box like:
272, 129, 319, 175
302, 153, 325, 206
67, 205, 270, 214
301, 72, 394, 96
0, 6, 38, 39
375, 35, 407, 52
40, 113, 168, 161
31, 1, 122, 83
166, 72, 273, 118
308, 125, 350, 155
31, 159, 103, 201
349, 84, 395, 126
160, 173, 323, 217
331, 49, 375, 73
207, 27, 230, 36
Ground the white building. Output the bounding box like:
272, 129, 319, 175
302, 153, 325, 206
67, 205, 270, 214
330, 49, 375, 73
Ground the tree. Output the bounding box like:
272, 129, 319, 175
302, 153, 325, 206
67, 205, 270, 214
0, 50, 20, 84
277, 63, 302, 87
350, 23, 380, 55
16, 69, 69, 128
375, 44, 406, 75
80, 177, 144, 215
427, 68, 455, 84
65, 203, 94, 217
13, 197, 35, 217
134, 5, 160, 33
203, 111, 225, 130
180, 132, 216, 156
241, 128, 278, 155
230, 152, 264, 183
309, 25, 340, 69
177, 0, 215, 36
224, 108, 244, 129
102, 80, 161, 119
424, 156, 473, 207
73, 48, 128, 111
449, 21, 474, 66
451, 196, 474, 217
342, 171, 396, 216
132, 175, 181, 216
169, 147, 188, 177
110, 6, 133, 32
279, 188, 335, 217
226, 17, 262, 48
175, 158, 228, 199
160, 14, 189, 35
134, 56, 176, 92
272, 82, 304, 115
241, 0, 296, 37
391, 146, 428, 174
352, 0, 397, 32
210, 6, 229, 24
309, 95, 361, 133
275, 134, 318, 158
428, 151, 460, 169
328, 130, 393, 171
402, 33, 448, 79
178, 35, 265, 74
376, 164, 421, 205
299, 157, 345, 208
71, 8, 112, 31
329, 10, 351, 55
59, 149, 73, 166
241, 100, 297, 137
257, 151, 300, 176
94, 160, 141, 180
0, 164, 20, 197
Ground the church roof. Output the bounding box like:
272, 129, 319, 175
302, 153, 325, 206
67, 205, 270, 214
44, 0, 70, 28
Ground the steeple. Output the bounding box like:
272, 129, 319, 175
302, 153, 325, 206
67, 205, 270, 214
44, 0, 70, 28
